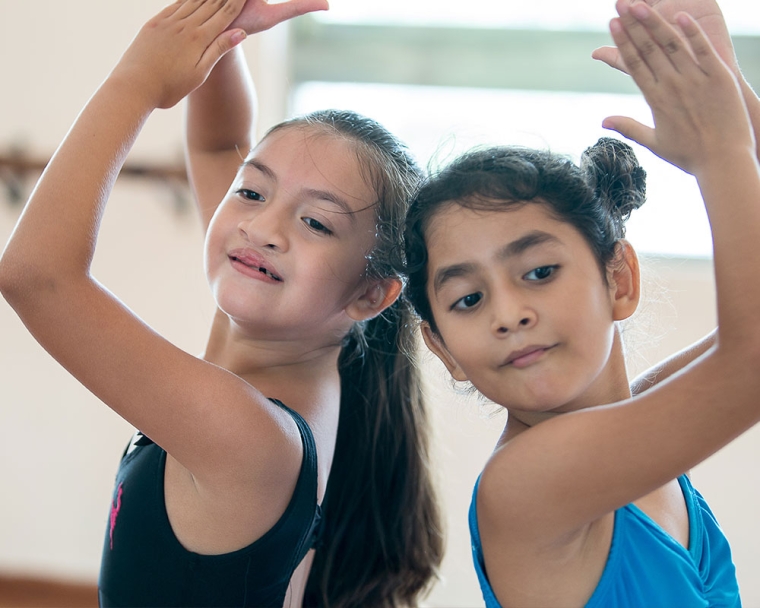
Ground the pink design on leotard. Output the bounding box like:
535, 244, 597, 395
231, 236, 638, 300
109, 483, 123, 550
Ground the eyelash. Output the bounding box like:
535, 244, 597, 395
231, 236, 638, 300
449, 265, 559, 311
236, 189, 265, 202
235, 190, 334, 236
451, 292, 482, 311
303, 217, 333, 236
524, 265, 559, 281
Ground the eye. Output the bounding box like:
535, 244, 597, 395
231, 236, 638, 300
236, 189, 265, 202
303, 217, 333, 236
452, 292, 482, 311
524, 265, 558, 281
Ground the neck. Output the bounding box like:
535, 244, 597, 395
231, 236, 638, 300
202, 308, 344, 415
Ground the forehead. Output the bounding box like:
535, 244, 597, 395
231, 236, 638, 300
425, 202, 588, 267
247, 127, 376, 213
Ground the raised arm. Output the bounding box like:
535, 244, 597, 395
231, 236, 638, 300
630, 329, 716, 394
593, 0, 760, 159
0, 1, 291, 484
184, 0, 327, 231
483, 0, 760, 555
185, 48, 257, 231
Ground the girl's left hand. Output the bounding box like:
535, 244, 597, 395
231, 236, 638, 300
112, 0, 249, 110
592, 0, 738, 77
230, 0, 329, 34
602, 1, 753, 176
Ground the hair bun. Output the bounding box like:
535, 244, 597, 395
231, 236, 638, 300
581, 137, 647, 222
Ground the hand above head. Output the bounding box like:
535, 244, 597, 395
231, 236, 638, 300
229, 0, 329, 35
111, 0, 249, 111
601, 1, 752, 176
592, 0, 738, 76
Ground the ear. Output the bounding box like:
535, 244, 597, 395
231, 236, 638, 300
608, 239, 640, 321
420, 322, 469, 382
345, 278, 403, 322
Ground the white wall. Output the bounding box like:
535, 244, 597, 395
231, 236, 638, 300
1, 2, 759, 606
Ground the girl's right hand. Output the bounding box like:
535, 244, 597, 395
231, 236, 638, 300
230, 0, 329, 35
601, 1, 753, 176
111, 0, 249, 110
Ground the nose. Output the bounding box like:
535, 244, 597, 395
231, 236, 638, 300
490, 289, 537, 336
238, 202, 288, 251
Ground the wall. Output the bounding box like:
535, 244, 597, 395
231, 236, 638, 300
1, 2, 759, 606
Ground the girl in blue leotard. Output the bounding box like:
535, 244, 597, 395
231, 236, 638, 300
403, 1, 760, 605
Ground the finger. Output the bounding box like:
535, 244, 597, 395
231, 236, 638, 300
628, 2, 700, 77
171, 0, 208, 21
591, 45, 630, 75
617, 2, 678, 77
676, 12, 728, 76
609, 17, 657, 93
266, 0, 330, 24
192, 0, 244, 27
602, 116, 656, 150
195, 0, 247, 33
198, 27, 247, 73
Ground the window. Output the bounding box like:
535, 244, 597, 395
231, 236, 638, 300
290, 1, 760, 256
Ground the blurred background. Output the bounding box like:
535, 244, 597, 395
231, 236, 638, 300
1, 0, 759, 605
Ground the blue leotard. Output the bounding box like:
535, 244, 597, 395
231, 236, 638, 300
469, 474, 741, 607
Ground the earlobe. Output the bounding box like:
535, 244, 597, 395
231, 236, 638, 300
420, 323, 469, 382
610, 240, 640, 321
345, 278, 403, 322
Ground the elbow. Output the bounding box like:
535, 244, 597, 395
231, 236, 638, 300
0, 251, 60, 311
0, 251, 23, 304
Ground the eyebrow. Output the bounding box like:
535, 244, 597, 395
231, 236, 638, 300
242, 159, 358, 224
432, 230, 560, 295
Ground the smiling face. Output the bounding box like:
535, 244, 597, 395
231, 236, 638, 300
422, 201, 635, 415
204, 126, 385, 343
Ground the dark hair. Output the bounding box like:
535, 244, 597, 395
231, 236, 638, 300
404, 137, 647, 330
268, 110, 443, 607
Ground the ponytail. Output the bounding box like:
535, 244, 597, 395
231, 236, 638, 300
305, 297, 443, 607
272, 108, 442, 605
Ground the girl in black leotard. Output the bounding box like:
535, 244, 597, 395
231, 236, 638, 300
0, 1, 442, 605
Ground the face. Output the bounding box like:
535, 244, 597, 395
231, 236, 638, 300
423, 202, 633, 415
204, 127, 383, 343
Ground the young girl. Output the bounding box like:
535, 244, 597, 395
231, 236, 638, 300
0, 1, 441, 606
403, 1, 759, 605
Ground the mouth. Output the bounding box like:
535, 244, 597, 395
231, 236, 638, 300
503, 345, 556, 369
229, 250, 283, 282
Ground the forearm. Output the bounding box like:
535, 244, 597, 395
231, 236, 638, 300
185, 47, 256, 155
697, 151, 760, 346
184, 46, 256, 229
630, 329, 716, 395
739, 76, 760, 160
0, 76, 152, 293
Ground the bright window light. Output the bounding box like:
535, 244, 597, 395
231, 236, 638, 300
293, 83, 711, 257
318, 0, 760, 34
295, 0, 759, 257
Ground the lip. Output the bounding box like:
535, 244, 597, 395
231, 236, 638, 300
228, 248, 283, 283
502, 344, 556, 369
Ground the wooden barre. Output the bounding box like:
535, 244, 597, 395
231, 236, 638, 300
0, 154, 188, 182
0, 154, 189, 210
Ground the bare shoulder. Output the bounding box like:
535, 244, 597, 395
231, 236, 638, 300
476, 449, 615, 607
163, 400, 307, 555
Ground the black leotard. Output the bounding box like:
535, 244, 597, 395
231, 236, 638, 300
98, 399, 321, 607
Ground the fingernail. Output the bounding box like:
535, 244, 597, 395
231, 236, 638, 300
231, 29, 247, 45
